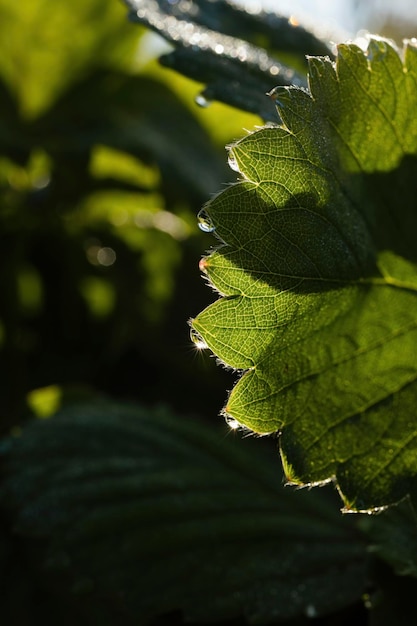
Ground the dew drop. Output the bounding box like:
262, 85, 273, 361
190, 327, 208, 350
195, 93, 211, 108
225, 415, 240, 430
197, 208, 215, 233
228, 153, 240, 173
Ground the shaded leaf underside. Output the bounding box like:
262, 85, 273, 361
193, 38, 417, 512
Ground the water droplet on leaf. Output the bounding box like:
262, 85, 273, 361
190, 327, 208, 350
197, 208, 215, 233
225, 415, 240, 430
228, 153, 240, 172
195, 93, 211, 108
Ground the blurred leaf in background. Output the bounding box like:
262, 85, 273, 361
0, 0, 264, 430
0, 402, 369, 625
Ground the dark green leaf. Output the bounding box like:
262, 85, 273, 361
32, 70, 227, 203
0, 403, 367, 623
125, 0, 313, 119
134, 0, 333, 58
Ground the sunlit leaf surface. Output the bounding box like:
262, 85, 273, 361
193, 38, 417, 512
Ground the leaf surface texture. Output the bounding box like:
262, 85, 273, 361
193, 38, 417, 511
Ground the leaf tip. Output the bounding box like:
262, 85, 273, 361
282, 458, 301, 486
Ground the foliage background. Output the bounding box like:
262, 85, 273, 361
0, 0, 252, 430
0, 1, 268, 623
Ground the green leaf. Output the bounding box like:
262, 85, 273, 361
0, 403, 367, 624
126, 0, 315, 120
34, 70, 228, 202
0, 0, 139, 118
192, 38, 417, 512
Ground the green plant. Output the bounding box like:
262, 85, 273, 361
2, 1, 417, 625
192, 36, 417, 514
